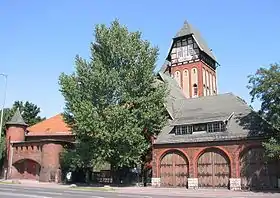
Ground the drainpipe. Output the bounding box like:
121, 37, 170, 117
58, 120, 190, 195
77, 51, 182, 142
9, 143, 14, 176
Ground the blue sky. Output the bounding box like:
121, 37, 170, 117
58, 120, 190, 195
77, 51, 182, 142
0, 0, 279, 118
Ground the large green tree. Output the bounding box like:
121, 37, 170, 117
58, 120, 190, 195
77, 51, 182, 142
247, 63, 280, 158
59, 20, 167, 178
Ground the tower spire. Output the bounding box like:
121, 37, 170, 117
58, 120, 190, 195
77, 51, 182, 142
6, 108, 28, 126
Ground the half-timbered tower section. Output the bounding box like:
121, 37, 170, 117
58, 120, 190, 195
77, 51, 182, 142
164, 20, 218, 98
152, 21, 280, 191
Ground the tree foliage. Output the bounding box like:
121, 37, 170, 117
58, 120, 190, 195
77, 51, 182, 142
247, 63, 280, 158
59, 20, 167, 173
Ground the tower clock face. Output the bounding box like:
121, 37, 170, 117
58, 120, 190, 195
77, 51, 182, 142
170, 37, 199, 64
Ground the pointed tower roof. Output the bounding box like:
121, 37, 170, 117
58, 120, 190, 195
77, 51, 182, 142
6, 108, 28, 126
174, 20, 217, 62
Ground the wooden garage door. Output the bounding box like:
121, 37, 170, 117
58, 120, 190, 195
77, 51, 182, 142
198, 150, 230, 188
240, 147, 278, 190
160, 151, 188, 187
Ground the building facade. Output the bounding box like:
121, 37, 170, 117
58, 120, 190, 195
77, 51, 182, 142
5, 110, 74, 182
4, 20, 279, 190
151, 21, 280, 190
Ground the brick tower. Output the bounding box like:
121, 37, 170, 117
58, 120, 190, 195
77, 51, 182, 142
163, 20, 219, 98
6, 108, 27, 145
5, 108, 27, 177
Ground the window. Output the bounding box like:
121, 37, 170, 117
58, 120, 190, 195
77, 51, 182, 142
193, 124, 207, 132
177, 48, 183, 58
207, 122, 226, 133
174, 122, 226, 135
174, 125, 193, 135
193, 84, 198, 96
177, 41, 181, 47
182, 39, 187, 46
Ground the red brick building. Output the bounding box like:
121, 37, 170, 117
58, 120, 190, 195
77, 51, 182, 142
151, 21, 280, 190
4, 20, 279, 190
5, 110, 74, 182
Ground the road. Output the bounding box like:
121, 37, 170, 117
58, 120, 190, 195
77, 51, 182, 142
0, 184, 279, 198
0, 184, 189, 198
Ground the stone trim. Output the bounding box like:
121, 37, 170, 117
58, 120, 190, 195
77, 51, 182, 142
151, 178, 160, 187
230, 178, 241, 191
187, 178, 198, 189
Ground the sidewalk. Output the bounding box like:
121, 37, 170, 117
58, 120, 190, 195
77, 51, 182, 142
0, 179, 69, 189
115, 186, 280, 197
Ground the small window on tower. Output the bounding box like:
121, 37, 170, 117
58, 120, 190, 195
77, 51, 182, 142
193, 84, 198, 96
177, 41, 181, 47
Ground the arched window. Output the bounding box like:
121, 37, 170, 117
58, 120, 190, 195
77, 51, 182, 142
193, 83, 198, 97
183, 70, 190, 98
213, 75, 217, 93
174, 71, 181, 87
202, 68, 206, 85
203, 84, 206, 96
191, 67, 198, 98
209, 73, 213, 95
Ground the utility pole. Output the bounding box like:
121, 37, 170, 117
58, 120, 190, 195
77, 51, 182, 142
0, 73, 8, 140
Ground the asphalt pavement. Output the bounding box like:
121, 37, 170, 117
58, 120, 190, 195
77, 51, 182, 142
0, 184, 188, 198
0, 184, 279, 198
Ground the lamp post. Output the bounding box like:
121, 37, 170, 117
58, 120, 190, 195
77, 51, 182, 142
0, 73, 8, 140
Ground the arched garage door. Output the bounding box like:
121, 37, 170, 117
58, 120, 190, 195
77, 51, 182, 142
160, 151, 188, 187
197, 149, 230, 188
240, 147, 278, 190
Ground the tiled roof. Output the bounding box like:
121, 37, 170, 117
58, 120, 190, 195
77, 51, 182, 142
155, 92, 275, 144
27, 114, 72, 136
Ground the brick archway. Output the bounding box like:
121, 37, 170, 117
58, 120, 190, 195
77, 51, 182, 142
194, 147, 231, 188
12, 159, 41, 180
239, 146, 278, 190
159, 149, 189, 187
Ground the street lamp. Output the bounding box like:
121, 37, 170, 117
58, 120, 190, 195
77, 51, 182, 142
0, 73, 8, 140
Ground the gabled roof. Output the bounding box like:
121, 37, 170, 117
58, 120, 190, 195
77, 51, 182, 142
27, 114, 71, 136
174, 20, 217, 62
155, 93, 275, 144
6, 108, 28, 126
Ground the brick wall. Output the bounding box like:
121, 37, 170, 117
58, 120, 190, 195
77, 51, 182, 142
152, 139, 263, 179
39, 143, 63, 182
170, 61, 217, 98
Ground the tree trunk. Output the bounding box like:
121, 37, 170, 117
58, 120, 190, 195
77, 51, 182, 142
111, 165, 120, 185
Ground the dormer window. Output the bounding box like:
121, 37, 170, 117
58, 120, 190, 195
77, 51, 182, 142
174, 125, 193, 135
174, 121, 226, 135
207, 122, 226, 133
